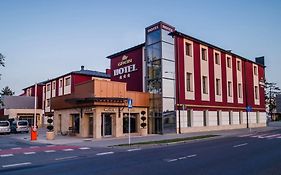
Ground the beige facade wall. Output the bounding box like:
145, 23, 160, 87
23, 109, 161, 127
53, 106, 148, 139
4, 108, 44, 126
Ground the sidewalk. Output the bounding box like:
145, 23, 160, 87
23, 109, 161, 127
16, 121, 281, 148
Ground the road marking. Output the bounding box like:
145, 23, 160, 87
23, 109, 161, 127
30, 146, 39, 148
79, 147, 90, 150
96, 152, 114, 156
63, 149, 74, 152
277, 136, 281, 139
233, 143, 248, 148
127, 148, 141, 152
264, 134, 281, 138
46, 145, 55, 147
2, 162, 31, 168
167, 159, 178, 162
45, 150, 56, 153
178, 156, 187, 160
187, 154, 197, 158
252, 134, 267, 138
55, 156, 78, 161
11, 147, 22, 150
24, 152, 36, 155
0, 154, 14, 157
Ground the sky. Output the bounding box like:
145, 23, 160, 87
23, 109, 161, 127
0, 0, 281, 94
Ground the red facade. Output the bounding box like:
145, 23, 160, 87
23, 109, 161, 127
175, 35, 265, 112
109, 45, 144, 92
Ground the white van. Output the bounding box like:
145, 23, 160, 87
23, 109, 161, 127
11, 120, 29, 133
0, 121, 11, 134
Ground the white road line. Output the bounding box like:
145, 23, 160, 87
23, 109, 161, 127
187, 154, 197, 158
30, 146, 39, 148
63, 149, 74, 152
252, 134, 267, 138
11, 147, 22, 150
24, 152, 36, 155
55, 156, 78, 161
233, 143, 248, 148
264, 134, 281, 138
45, 150, 56, 153
277, 136, 281, 139
167, 159, 178, 162
0, 154, 14, 157
79, 147, 90, 150
178, 156, 187, 160
127, 148, 141, 152
2, 162, 31, 168
96, 152, 114, 156
239, 134, 255, 137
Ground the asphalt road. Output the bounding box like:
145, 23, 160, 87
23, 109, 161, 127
1, 129, 281, 175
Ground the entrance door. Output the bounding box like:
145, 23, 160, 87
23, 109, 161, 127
88, 115, 93, 137
101, 113, 112, 137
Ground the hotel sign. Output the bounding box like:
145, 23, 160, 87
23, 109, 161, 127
113, 55, 138, 80
146, 22, 175, 33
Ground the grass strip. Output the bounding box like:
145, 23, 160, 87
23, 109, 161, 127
116, 134, 219, 147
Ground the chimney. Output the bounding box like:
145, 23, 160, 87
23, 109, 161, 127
81, 65, 85, 70
255, 56, 265, 66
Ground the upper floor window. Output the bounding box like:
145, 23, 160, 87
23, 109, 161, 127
216, 78, 221, 96
185, 42, 192, 57
227, 57, 232, 68
59, 79, 63, 88
215, 52, 220, 65
237, 60, 241, 71
228, 81, 232, 97
65, 77, 71, 86
201, 48, 207, 61
52, 81, 56, 90
46, 84, 51, 91
238, 83, 242, 98
255, 86, 259, 99
186, 72, 192, 92
254, 66, 258, 75
202, 76, 208, 94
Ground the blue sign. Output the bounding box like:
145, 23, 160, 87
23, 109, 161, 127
128, 98, 133, 109
246, 106, 252, 112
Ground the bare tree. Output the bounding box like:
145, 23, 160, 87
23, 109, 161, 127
265, 81, 281, 119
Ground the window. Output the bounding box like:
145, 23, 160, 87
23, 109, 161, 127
186, 72, 192, 91
254, 66, 257, 75
239, 111, 243, 124
227, 57, 232, 68
187, 110, 192, 127
185, 42, 192, 57
238, 83, 242, 98
203, 111, 208, 126
59, 79, 63, 88
237, 60, 241, 71
202, 76, 208, 94
229, 111, 232, 125
216, 78, 221, 95
215, 52, 220, 65
201, 48, 207, 61
123, 114, 137, 133
217, 111, 220, 126
52, 81, 56, 90
228, 81, 232, 97
46, 84, 51, 91
256, 112, 259, 123
254, 86, 259, 99
46, 99, 50, 107
65, 77, 71, 86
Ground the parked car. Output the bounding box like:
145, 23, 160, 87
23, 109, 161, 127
0, 121, 11, 134
11, 120, 29, 133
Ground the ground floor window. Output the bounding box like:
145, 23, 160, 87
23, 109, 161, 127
187, 110, 192, 127
229, 111, 232, 125
239, 111, 243, 124
217, 111, 221, 126
71, 114, 80, 134
203, 110, 208, 126
256, 112, 259, 123
123, 113, 137, 133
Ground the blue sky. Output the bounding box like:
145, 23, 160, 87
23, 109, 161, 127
0, 0, 280, 94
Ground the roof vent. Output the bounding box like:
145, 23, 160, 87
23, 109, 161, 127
81, 65, 85, 70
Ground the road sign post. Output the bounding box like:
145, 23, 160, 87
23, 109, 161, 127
128, 98, 133, 146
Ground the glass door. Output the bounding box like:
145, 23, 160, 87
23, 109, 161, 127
101, 113, 112, 137
88, 115, 93, 137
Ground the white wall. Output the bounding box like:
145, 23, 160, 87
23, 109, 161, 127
184, 39, 195, 100
200, 45, 210, 101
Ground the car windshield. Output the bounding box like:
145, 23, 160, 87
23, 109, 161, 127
18, 121, 28, 126
0, 122, 9, 126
